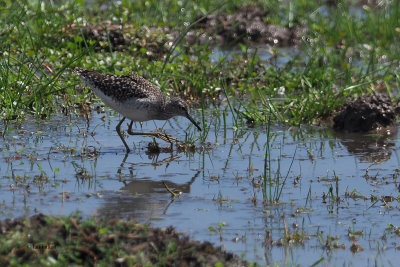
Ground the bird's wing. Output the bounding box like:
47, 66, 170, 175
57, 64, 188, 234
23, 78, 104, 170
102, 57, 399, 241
74, 68, 164, 102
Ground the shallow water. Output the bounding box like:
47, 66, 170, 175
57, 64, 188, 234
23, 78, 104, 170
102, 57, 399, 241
1, 108, 400, 266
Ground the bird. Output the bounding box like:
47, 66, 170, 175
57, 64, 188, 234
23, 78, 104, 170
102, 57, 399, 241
73, 67, 201, 152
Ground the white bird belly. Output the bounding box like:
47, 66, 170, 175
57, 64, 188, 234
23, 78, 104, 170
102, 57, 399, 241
93, 88, 157, 122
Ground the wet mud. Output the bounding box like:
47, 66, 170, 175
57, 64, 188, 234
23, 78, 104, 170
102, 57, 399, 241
187, 5, 307, 47
61, 5, 307, 52
60, 21, 125, 50
60, 21, 172, 57
333, 93, 399, 133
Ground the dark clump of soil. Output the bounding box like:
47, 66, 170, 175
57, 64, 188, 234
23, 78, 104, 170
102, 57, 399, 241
60, 21, 173, 58
60, 21, 125, 50
187, 5, 307, 47
81, 23, 126, 48
333, 93, 399, 133
0, 214, 249, 266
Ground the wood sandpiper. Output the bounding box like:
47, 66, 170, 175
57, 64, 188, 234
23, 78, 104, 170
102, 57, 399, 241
73, 67, 201, 152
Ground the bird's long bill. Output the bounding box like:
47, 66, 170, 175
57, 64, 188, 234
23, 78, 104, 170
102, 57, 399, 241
186, 114, 202, 131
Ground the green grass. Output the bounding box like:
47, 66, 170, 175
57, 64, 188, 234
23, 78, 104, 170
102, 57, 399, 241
1, 0, 400, 128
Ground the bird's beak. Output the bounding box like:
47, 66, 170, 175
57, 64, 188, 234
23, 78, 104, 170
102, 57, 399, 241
186, 114, 202, 131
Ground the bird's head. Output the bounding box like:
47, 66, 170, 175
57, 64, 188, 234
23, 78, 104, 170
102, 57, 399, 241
164, 97, 201, 131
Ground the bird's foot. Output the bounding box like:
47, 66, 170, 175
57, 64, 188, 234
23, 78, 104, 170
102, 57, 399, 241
126, 129, 179, 143
151, 132, 179, 143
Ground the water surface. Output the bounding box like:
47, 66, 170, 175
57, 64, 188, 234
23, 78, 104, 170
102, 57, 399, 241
1, 108, 399, 266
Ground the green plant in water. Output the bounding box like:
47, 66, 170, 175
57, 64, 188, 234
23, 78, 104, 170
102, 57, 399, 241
262, 115, 297, 204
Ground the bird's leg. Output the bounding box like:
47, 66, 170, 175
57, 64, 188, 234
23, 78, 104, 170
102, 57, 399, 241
116, 117, 130, 153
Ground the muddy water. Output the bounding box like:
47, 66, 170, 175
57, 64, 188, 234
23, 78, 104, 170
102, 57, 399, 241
1, 109, 400, 266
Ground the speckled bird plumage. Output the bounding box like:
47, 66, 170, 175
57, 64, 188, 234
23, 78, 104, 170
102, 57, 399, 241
73, 67, 163, 103
73, 67, 201, 130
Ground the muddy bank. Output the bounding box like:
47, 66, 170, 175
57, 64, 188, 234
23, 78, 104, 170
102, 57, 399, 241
60, 5, 306, 53
333, 93, 399, 133
60, 21, 173, 58
0, 214, 249, 266
186, 5, 307, 47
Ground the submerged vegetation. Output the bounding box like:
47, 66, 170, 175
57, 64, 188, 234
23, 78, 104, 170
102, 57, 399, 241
1, 0, 399, 126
